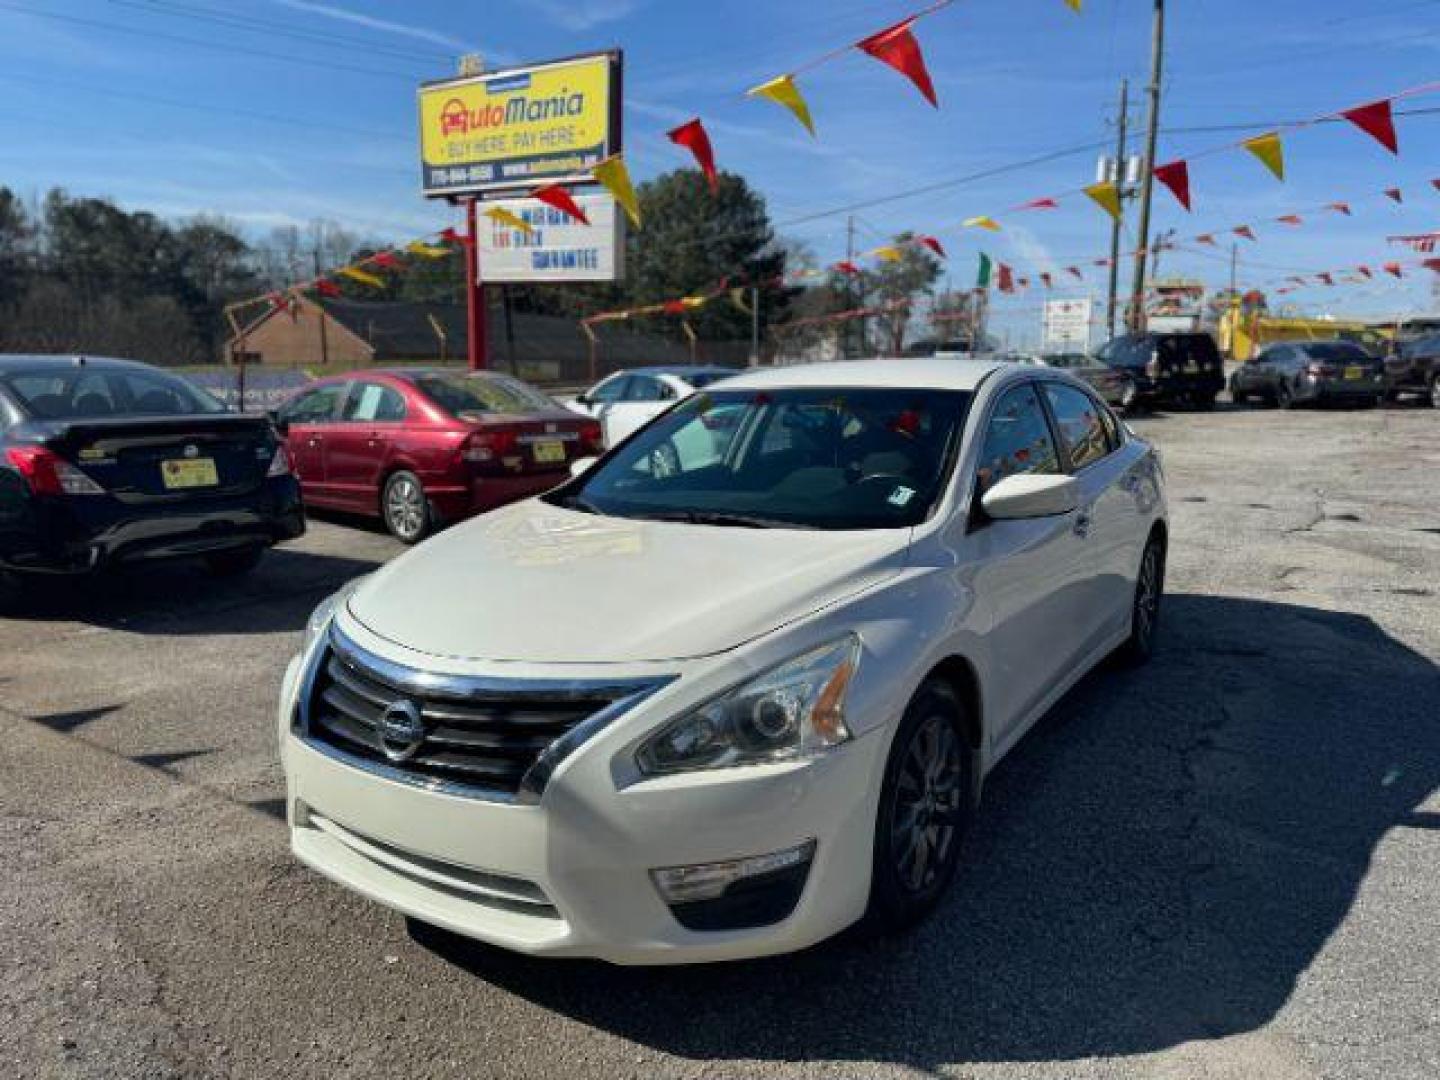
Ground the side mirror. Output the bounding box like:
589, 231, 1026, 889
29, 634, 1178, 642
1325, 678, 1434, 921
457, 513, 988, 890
569, 456, 598, 479
981, 473, 1079, 521
573, 393, 590, 407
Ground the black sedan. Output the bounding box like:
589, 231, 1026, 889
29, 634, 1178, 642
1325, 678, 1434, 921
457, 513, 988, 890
1229, 340, 1385, 408
0, 355, 304, 601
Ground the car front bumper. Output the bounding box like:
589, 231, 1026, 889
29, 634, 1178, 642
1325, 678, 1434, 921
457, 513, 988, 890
277, 640, 887, 965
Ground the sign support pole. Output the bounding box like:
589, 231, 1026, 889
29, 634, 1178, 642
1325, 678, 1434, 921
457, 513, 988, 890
465, 197, 488, 370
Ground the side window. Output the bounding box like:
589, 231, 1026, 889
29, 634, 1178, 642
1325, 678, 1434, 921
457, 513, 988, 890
625, 376, 667, 403
975, 385, 1060, 496
344, 382, 407, 422
1044, 383, 1112, 470
280, 384, 345, 424
588, 375, 630, 404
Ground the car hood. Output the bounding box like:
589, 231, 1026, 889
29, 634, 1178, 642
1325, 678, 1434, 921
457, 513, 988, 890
347, 499, 911, 664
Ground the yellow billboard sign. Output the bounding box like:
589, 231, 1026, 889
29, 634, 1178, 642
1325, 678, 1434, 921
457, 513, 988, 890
419, 51, 621, 197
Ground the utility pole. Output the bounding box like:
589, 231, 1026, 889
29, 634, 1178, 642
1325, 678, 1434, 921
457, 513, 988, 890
312, 246, 330, 368
844, 215, 857, 359
1228, 241, 1238, 297
749, 285, 761, 365
1128, 0, 1166, 334
1106, 79, 1130, 340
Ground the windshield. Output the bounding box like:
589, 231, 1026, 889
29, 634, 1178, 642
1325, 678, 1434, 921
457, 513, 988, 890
2, 366, 226, 419
549, 387, 972, 530
413, 372, 555, 416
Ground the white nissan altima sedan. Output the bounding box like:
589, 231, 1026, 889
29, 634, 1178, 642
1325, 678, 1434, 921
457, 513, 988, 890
278, 357, 1167, 965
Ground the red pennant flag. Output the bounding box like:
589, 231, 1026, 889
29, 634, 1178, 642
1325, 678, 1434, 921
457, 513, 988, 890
1195, 233, 1217, 246
1424, 258, 1440, 273
314, 279, 341, 298
918, 235, 947, 258
1017, 277, 1030, 289
266, 291, 289, 313
370, 251, 401, 269
662, 300, 687, 315
531, 183, 591, 224
1276, 214, 1303, 226
1286, 276, 1307, 285
440, 226, 464, 245
1317, 272, 1334, 286
666, 119, 719, 193
834, 260, 861, 276
1092, 258, 1110, 267
1383, 262, 1404, 278
1019, 197, 1059, 211
1067, 267, 1083, 280
1326, 202, 1352, 216
1039, 272, 1053, 289
1356, 265, 1373, 278
855, 18, 938, 108
1233, 226, 1257, 241
1153, 160, 1192, 211
1383, 187, 1403, 204
997, 263, 1015, 293
1341, 99, 1399, 154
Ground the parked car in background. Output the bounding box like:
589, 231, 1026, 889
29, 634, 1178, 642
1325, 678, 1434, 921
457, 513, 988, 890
566, 365, 737, 447
1382, 333, 1440, 408
1094, 331, 1226, 409
1229, 340, 1385, 408
1034, 352, 1137, 410
0, 355, 303, 602
274, 369, 601, 544
280, 357, 1168, 963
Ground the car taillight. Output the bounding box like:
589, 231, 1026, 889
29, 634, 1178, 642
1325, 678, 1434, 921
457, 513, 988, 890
266, 445, 292, 477
4, 446, 105, 495
579, 421, 603, 454
1306, 363, 1335, 377
461, 429, 519, 463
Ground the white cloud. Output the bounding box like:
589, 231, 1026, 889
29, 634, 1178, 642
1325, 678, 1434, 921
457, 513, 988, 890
526, 0, 643, 32
268, 0, 477, 53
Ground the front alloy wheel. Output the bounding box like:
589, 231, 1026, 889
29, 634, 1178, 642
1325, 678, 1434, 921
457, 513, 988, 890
1119, 537, 1165, 665
383, 471, 432, 544
868, 681, 973, 932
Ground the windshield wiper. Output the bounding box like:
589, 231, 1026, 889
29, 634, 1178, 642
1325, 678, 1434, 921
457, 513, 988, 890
636, 509, 813, 530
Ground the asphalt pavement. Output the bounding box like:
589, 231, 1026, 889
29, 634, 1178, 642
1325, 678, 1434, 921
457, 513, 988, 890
2, 403, 1437, 1079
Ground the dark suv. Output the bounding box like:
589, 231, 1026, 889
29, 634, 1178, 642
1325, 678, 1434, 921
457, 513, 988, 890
1094, 331, 1225, 409
1382, 333, 1440, 408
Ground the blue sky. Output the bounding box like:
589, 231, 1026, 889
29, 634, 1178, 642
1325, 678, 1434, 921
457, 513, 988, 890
0, 0, 1437, 345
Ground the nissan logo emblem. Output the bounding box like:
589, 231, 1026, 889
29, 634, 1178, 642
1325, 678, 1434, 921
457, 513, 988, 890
377, 699, 426, 763
183, 444, 199, 459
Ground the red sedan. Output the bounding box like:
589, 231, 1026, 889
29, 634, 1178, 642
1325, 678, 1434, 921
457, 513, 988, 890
273, 369, 601, 542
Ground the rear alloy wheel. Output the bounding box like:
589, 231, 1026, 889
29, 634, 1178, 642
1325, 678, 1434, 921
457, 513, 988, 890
203, 547, 264, 577
382, 470, 432, 544
1119, 537, 1165, 665
867, 681, 974, 933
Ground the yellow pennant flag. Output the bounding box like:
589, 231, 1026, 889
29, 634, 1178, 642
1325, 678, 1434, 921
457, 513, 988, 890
1242, 132, 1285, 181
872, 246, 904, 262
1064, 0, 1082, 10
963, 215, 1001, 232
338, 266, 385, 289
406, 241, 450, 258
592, 154, 641, 228
681, 295, 709, 309
1083, 182, 1122, 221
483, 206, 535, 234
729, 287, 752, 314
747, 73, 816, 136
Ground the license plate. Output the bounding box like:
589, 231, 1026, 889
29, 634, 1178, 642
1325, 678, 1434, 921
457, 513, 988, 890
160, 458, 219, 489
531, 440, 565, 464
1343, 365, 1365, 381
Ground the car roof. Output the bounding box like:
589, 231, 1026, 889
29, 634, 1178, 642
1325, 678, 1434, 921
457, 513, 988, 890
712, 357, 1012, 393
0, 354, 156, 374
607, 365, 736, 379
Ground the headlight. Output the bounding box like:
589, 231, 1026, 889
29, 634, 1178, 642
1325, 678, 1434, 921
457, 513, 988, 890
301, 578, 363, 654
636, 636, 860, 776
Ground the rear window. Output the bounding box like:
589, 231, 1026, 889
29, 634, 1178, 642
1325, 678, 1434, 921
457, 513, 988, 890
1, 367, 225, 419
413, 373, 554, 417
1305, 343, 1372, 362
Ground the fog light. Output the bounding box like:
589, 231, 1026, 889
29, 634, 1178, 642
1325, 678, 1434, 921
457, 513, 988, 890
651, 841, 816, 931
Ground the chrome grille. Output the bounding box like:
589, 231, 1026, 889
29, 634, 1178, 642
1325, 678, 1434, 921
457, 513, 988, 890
297, 628, 668, 802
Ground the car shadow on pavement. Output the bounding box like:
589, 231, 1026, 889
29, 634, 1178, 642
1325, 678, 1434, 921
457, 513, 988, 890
411, 593, 1440, 1071
1, 547, 380, 636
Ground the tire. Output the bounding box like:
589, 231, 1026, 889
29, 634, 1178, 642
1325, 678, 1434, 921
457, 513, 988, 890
1275, 381, 1295, 409
866, 680, 975, 934
1118, 536, 1165, 666
1193, 392, 1216, 411
203, 546, 265, 577
382, 470, 432, 544
1231, 386, 1248, 406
